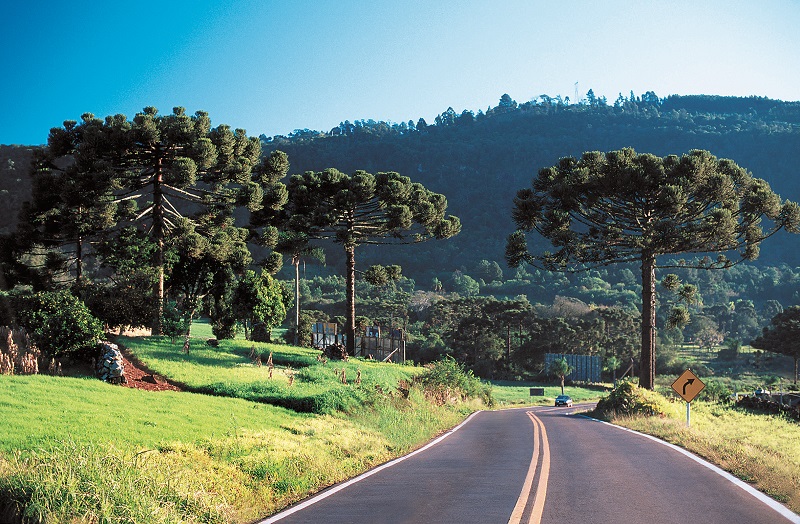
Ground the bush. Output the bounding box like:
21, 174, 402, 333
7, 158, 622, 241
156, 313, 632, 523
211, 314, 237, 340
594, 380, 674, 418
8, 290, 103, 358
74, 275, 155, 334
414, 357, 493, 406
283, 309, 327, 347
737, 395, 800, 421
701, 379, 733, 402
161, 301, 187, 342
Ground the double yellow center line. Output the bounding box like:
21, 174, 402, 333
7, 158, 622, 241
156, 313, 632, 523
508, 410, 551, 524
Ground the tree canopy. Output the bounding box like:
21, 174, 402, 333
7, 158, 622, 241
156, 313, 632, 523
506, 148, 800, 389
286, 168, 461, 353
28, 107, 281, 333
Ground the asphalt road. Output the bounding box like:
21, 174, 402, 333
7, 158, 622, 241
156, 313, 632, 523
260, 405, 800, 524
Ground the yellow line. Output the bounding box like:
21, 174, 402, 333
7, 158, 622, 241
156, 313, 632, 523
508, 411, 540, 524
528, 411, 550, 523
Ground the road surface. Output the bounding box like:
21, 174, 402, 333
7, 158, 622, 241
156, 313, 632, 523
260, 405, 800, 524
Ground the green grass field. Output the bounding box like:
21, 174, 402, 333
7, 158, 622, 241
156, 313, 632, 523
119, 335, 422, 413
0, 336, 471, 523
490, 380, 609, 406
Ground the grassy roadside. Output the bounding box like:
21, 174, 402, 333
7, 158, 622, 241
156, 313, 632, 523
606, 398, 800, 514
0, 338, 475, 523
5, 332, 795, 522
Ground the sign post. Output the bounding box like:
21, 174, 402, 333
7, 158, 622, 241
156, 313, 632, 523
671, 369, 706, 427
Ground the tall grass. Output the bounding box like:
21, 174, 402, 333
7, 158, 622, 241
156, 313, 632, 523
0, 441, 232, 524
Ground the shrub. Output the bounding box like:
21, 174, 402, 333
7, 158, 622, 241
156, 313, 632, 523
74, 275, 155, 334
283, 309, 328, 347
161, 301, 188, 342
701, 379, 733, 403
414, 357, 493, 406
8, 290, 103, 358
594, 380, 674, 419
211, 314, 237, 340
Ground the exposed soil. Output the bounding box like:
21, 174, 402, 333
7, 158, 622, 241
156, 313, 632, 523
117, 347, 183, 392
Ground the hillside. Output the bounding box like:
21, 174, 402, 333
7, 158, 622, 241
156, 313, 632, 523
260, 94, 800, 281
2, 94, 800, 286
0, 145, 34, 235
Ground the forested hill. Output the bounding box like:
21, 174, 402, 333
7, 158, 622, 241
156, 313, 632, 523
261, 93, 800, 279
2, 94, 799, 282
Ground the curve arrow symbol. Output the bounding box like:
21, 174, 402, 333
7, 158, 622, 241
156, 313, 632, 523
683, 378, 695, 395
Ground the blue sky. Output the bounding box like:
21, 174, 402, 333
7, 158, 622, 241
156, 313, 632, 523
2, 0, 799, 145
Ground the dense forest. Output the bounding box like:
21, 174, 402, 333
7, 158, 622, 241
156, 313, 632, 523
2, 92, 800, 379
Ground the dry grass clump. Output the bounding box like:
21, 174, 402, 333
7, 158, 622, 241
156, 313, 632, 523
0, 327, 44, 376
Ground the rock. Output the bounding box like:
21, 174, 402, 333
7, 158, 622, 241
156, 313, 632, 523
96, 341, 125, 384
142, 374, 167, 385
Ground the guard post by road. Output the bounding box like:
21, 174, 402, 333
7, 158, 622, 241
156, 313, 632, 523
671, 369, 706, 427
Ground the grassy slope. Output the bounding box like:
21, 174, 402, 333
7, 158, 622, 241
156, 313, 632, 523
0, 337, 471, 523
120, 336, 420, 413
0, 374, 308, 452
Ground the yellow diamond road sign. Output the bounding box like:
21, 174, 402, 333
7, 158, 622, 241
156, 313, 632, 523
671, 369, 706, 403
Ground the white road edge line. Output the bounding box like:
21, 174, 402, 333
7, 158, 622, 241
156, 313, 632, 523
582, 415, 800, 524
258, 410, 484, 523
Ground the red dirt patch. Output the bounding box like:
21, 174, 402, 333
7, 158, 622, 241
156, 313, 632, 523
118, 348, 182, 392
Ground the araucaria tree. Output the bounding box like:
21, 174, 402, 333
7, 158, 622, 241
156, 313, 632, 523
35, 108, 274, 334
506, 148, 799, 389
286, 169, 460, 354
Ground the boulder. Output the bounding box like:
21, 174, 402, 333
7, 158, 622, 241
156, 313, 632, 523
96, 341, 126, 384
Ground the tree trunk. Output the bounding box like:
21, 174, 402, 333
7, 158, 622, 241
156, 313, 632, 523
506, 324, 511, 362
640, 252, 657, 390
75, 236, 83, 283
183, 308, 194, 353
345, 244, 356, 355
152, 153, 165, 335
294, 256, 300, 346
795, 356, 798, 384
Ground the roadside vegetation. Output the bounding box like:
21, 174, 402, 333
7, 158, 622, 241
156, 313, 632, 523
0, 335, 486, 523
592, 379, 800, 514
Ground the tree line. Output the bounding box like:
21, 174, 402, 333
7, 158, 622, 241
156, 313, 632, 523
2, 95, 800, 387
0, 107, 459, 359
